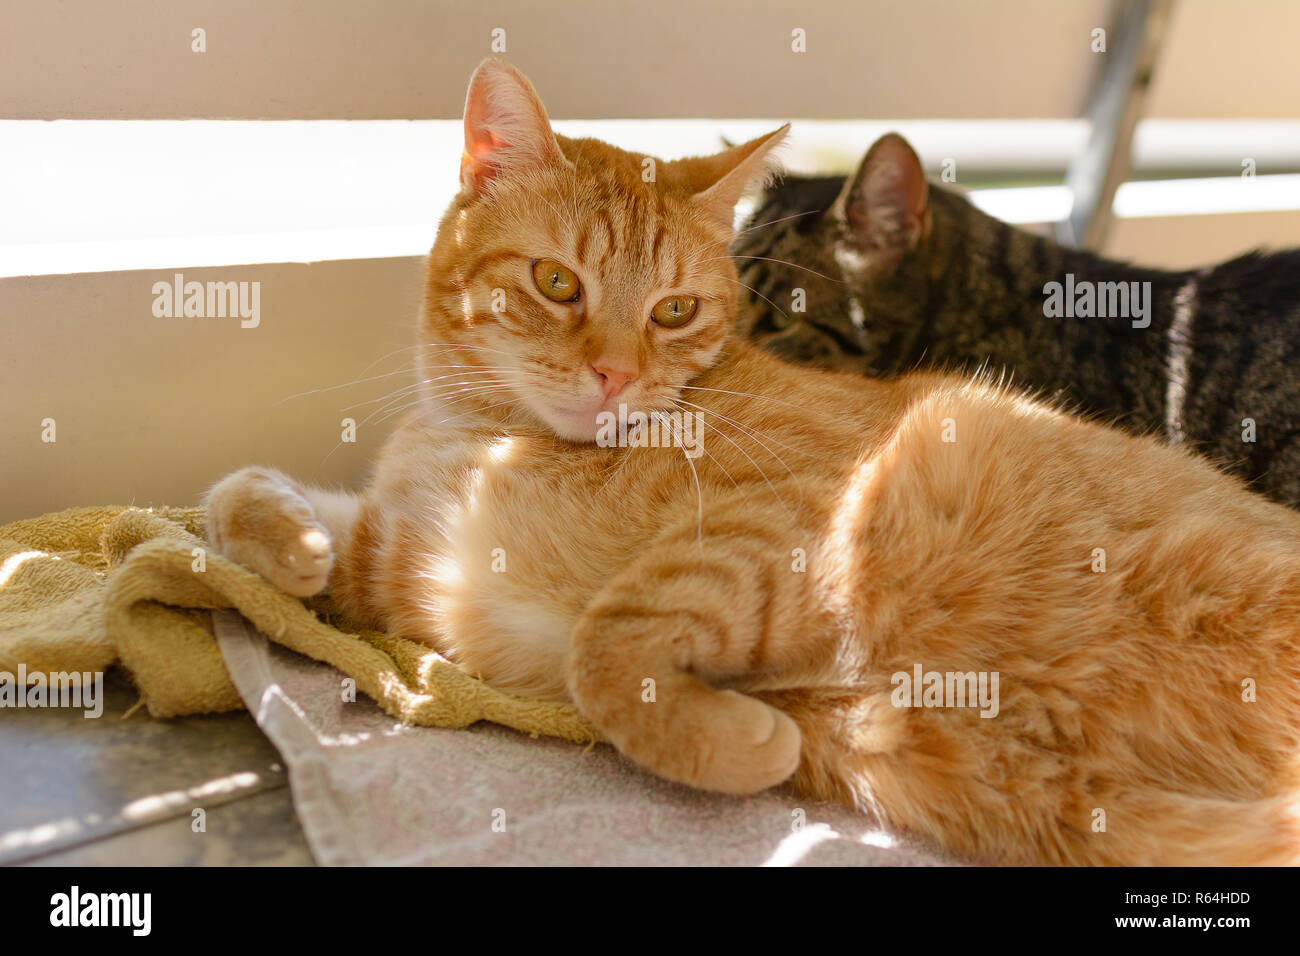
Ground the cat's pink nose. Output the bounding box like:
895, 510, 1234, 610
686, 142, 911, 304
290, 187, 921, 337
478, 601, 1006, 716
592, 362, 637, 401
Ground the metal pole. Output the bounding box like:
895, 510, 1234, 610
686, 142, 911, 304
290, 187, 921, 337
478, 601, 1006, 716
1057, 0, 1177, 250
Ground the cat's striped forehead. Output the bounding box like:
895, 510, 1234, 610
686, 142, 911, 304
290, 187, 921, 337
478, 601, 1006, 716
567, 183, 701, 287
519, 162, 723, 302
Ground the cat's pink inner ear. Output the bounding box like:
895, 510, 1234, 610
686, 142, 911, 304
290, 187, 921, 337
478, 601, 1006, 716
689, 124, 791, 231
460, 58, 566, 194
839, 133, 930, 268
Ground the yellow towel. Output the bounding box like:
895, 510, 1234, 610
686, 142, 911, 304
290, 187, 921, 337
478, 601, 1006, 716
0, 505, 598, 743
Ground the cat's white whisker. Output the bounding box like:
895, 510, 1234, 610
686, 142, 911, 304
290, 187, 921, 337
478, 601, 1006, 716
426, 396, 528, 430
342, 369, 517, 412
419, 341, 520, 359
674, 398, 812, 467
700, 253, 846, 285
365, 381, 516, 428
710, 271, 794, 328
734, 209, 821, 236
284, 341, 488, 406
675, 401, 799, 517
680, 442, 706, 561
593, 444, 639, 498
277, 343, 522, 409
679, 383, 809, 414
276, 365, 420, 405
669, 399, 743, 497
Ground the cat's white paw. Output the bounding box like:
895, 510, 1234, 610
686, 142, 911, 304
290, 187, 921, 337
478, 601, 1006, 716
205, 467, 334, 597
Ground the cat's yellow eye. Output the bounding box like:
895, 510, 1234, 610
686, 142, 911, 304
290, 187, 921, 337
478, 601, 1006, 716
533, 259, 581, 303
651, 294, 698, 328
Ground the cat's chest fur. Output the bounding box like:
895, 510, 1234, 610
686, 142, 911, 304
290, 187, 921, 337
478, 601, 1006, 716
367, 414, 676, 699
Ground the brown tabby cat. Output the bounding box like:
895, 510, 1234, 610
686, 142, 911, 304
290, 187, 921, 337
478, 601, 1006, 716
733, 133, 1300, 507
205, 58, 1300, 865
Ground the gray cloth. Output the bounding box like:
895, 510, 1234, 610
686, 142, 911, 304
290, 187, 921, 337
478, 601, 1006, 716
213, 609, 953, 866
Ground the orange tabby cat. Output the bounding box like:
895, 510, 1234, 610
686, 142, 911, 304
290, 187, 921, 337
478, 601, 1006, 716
205, 58, 1300, 865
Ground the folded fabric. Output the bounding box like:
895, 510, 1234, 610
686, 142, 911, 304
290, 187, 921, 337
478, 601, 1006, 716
0, 506, 597, 743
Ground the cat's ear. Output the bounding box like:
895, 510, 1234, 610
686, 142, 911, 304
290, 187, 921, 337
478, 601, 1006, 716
684, 125, 790, 231
834, 133, 930, 273
460, 58, 569, 195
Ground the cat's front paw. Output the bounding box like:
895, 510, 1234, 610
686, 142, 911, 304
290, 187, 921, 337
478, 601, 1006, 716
574, 662, 803, 795
204, 467, 334, 597
690, 690, 803, 794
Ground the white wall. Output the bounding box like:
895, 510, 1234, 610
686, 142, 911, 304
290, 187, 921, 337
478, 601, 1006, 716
2, 0, 1295, 122
0, 258, 422, 523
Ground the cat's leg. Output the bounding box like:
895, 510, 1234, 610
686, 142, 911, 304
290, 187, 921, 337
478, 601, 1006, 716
204, 466, 361, 597
567, 509, 817, 794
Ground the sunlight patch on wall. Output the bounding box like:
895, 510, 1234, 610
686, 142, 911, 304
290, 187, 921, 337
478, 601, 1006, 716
2, 119, 1297, 277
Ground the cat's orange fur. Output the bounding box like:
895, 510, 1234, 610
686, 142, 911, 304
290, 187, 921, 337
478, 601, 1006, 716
205, 58, 1300, 865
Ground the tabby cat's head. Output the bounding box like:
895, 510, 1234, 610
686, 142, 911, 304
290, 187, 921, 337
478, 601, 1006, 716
732, 133, 952, 374
421, 58, 787, 442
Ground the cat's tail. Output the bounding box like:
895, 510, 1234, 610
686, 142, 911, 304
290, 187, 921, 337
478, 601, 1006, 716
764, 687, 1300, 865
1104, 790, 1300, 866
